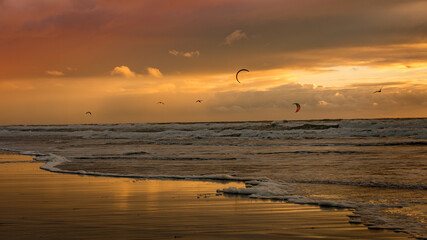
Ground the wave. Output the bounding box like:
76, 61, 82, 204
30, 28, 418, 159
34, 153, 260, 182
32, 151, 427, 192
219, 181, 357, 208
255, 150, 360, 155
289, 179, 427, 190
0, 118, 425, 140
73, 156, 237, 161
122, 151, 149, 155
355, 141, 427, 146
100, 140, 427, 148
218, 181, 425, 238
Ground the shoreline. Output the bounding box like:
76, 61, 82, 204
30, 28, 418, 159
0, 151, 410, 239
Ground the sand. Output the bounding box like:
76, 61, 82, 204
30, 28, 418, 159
0, 153, 408, 240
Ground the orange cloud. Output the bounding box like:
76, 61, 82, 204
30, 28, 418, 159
169, 50, 200, 58
147, 67, 163, 78
111, 66, 136, 78
46, 70, 64, 77
224, 29, 247, 45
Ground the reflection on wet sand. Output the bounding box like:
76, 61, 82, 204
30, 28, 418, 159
0, 154, 407, 240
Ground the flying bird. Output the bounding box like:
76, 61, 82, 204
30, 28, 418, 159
157, 101, 165, 105
236, 69, 249, 83
85, 111, 92, 115
373, 87, 383, 93
293, 103, 301, 113
195, 100, 203, 103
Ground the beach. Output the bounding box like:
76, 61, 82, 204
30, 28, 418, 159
0, 118, 425, 239
2, 1, 426, 238
0, 152, 409, 240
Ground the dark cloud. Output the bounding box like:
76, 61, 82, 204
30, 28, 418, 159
0, 0, 426, 78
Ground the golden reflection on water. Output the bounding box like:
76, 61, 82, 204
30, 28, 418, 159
0, 151, 33, 162
112, 181, 132, 210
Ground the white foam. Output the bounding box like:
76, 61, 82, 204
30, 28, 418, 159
218, 180, 358, 208
19, 151, 46, 157
220, 181, 291, 198
31, 155, 264, 182
217, 180, 426, 238
35, 154, 70, 172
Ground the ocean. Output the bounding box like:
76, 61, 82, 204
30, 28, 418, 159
0, 118, 426, 238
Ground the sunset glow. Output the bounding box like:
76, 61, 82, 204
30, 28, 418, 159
1, 0, 426, 124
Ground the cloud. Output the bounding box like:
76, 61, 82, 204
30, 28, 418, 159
111, 66, 136, 78
183, 51, 200, 58
2, 1, 427, 79
147, 67, 163, 78
169, 50, 179, 56
350, 81, 406, 87
66, 67, 77, 71
205, 82, 427, 119
46, 70, 64, 76
169, 50, 200, 58
224, 29, 247, 45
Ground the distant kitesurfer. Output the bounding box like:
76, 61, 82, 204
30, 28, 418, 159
236, 69, 249, 83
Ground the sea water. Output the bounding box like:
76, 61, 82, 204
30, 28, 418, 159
0, 118, 425, 238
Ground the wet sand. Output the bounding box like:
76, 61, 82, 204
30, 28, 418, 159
0, 153, 408, 240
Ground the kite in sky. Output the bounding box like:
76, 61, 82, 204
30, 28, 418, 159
293, 103, 301, 113
236, 69, 249, 83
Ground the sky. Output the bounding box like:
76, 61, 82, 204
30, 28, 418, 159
0, 0, 426, 125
